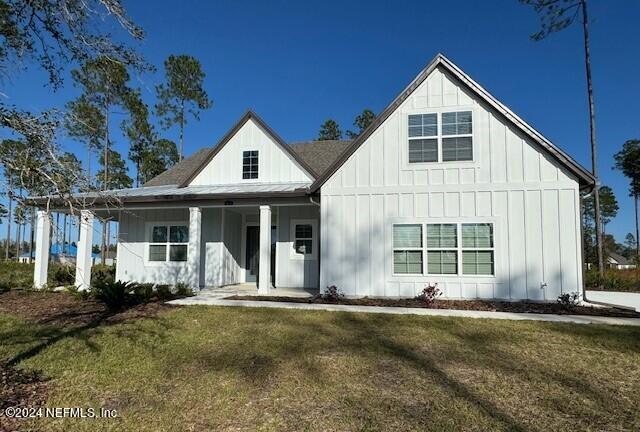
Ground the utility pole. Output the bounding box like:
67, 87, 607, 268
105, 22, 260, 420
580, 0, 604, 278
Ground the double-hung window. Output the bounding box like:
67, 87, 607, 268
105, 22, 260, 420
149, 224, 189, 262
392, 222, 494, 276
294, 224, 313, 255
461, 224, 494, 275
408, 114, 438, 163
393, 224, 423, 274
426, 224, 458, 274
242, 150, 259, 179
408, 111, 473, 163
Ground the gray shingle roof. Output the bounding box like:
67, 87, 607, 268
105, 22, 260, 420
288, 140, 352, 177
142, 139, 352, 187
143, 148, 212, 187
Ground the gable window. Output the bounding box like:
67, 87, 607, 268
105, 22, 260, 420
408, 114, 438, 163
393, 224, 423, 274
392, 222, 494, 276
149, 224, 189, 262
242, 150, 259, 179
408, 111, 473, 163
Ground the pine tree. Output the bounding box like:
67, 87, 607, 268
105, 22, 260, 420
155, 55, 212, 160
318, 120, 342, 140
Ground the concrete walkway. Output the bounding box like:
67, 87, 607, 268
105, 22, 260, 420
169, 288, 640, 327
586, 290, 640, 312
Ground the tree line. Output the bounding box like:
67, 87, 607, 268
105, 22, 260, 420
0, 1, 212, 262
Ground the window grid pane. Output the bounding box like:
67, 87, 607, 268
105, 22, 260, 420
408, 139, 437, 163
152, 226, 167, 243
393, 225, 422, 248
442, 111, 472, 136
427, 224, 457, 248
149, 245, 167, 261
462, 224, 493, 248
442, 137, 473, 161
394, 250, 423, 274
462, 251, 494, 275
408, 114, 437, 137
169, 225, 189, 243
295, 239, 313, 255
169, 244, 188, 262
427, 251, 457, 274
295, 224, 312, 239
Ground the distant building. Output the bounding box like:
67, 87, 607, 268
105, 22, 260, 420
19, 243, 105, 265
607, 252, 636, 270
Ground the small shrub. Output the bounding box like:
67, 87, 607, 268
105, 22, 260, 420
416, 283, 442, 304
155, 284, 173, 300
322, 285, 344, 301
51, 265, 75, 286
174, 282, 193, 297
0, 281, 10, 293
133, 283, 155, 303
557, 292, 581, 308
65, 285, 91, 301
92, 265, 116, 285
92, 279, 137, 310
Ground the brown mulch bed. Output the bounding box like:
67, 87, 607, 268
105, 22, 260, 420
226, 295, 640, 318
0, 290, 179, 327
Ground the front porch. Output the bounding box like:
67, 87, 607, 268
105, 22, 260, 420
31, 198, 321, 293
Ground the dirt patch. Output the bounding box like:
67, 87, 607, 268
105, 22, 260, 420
0, 365, 48, 432
226, 295, 640, 318
0, 290, 179, 327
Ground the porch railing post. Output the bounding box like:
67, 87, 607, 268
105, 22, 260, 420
188, 207, 202, 291
258, 205, 272, 293
75, 210, 94, 291
33, 210, 51, 289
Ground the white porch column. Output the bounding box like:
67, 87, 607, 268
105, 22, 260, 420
258, 205, 272, 294
188, 207, 202, 291
75, 210, 94, 291
33, 210, 51, 289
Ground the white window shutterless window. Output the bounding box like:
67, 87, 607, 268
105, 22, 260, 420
426, 224, 458, 275
408, 111, 473, 163
290, 219, 317, 259
242, 150, 259, 179
393, 224, 423, 274
461, 223, 494, 275
408, 114, 438, 163
148, 224, 189, 262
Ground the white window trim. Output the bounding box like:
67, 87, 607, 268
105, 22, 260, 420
404, 105, 477, 166
391, 219, 496, 278
290, 219, 317, 260
144, 221, 189, 266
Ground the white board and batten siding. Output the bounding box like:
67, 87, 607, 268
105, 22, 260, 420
189, 117, 313, 186
320, 66, 583, 300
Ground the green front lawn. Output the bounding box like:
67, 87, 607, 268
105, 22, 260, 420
1, 295, 640, 431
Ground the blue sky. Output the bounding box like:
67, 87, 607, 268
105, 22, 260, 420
3, 0, 639, 243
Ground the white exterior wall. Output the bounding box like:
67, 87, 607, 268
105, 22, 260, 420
275, 205, 319, 288
116, 205, 319, 288
189, 118, 312, 186
320, 66, 583, 300
116, 208, 193, 285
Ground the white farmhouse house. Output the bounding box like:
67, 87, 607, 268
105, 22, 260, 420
32, 54, 594, 300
